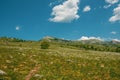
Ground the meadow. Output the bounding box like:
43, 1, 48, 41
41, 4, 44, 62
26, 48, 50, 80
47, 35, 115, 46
0, 40, 120, 80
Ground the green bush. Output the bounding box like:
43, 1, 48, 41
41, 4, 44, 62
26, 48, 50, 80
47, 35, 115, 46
40, 40, 50, 49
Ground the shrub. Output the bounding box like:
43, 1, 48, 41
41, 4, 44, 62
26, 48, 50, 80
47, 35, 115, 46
40, 40, 50, 49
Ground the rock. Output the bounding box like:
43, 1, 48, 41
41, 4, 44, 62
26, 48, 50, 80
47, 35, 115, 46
0, 70, 7, 75
34, 74, 43, 78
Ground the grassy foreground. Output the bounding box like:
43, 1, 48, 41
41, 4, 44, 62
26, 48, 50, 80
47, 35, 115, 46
0, 41, 120, 80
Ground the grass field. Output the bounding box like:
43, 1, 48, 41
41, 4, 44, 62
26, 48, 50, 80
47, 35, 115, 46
0, 41, 120, 80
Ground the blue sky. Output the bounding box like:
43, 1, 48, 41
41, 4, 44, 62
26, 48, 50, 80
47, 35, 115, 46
0, 0, 120, 41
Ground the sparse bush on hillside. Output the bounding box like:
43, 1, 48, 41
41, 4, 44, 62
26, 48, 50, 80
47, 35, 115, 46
116, 47, 120, 52
0, 37, 26, 42
40, 40, 50, 49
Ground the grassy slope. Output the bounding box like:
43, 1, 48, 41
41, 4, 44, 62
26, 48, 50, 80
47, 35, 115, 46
0, 41, 120, 80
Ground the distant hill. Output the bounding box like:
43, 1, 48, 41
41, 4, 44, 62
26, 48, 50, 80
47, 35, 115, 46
0, 36, 120, 52
40, 36, 120, 52
41, 36, 120, 45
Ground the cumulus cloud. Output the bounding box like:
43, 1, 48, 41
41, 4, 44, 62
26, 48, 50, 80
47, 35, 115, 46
83, 6, 91, 12
49, 0, 64, 7
103, 4, 111, 9
104, 0, 119, 9
111, 31, 117, 34
15, 26, 20, 31
49, 0, 80, 23
78, 36, 103, 41
109, 4, 120, 22
105, 0, 119, 4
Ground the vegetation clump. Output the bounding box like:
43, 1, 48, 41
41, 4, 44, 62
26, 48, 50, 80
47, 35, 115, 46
40, 40, 50, 49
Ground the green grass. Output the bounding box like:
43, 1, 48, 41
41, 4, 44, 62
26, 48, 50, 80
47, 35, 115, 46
0, 41, 120, 80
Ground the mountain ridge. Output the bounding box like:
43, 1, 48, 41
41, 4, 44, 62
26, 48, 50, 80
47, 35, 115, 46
42, 36, 120, 44
0, 36, 120, 44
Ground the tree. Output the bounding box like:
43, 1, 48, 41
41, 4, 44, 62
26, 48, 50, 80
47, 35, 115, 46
40, 40, 50, 49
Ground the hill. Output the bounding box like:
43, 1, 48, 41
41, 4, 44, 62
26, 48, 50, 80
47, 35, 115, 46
0, 36, 120, 80
41, 36, 120, 52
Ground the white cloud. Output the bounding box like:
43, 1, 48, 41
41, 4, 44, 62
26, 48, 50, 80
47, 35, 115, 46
103, 4, 111, 9
111, 31, 117, 34
49, 3, 54, 7
109, 4, 120, 22
83, 6, 91, 12
105, 0, 119, 4
78, 36, 103, 41
49, 0, 64, 7
49, 0, 80, 23
104, 0, 119, 9
15, 26, 20, 31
